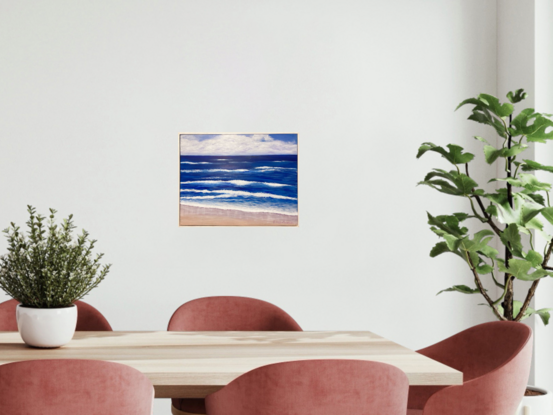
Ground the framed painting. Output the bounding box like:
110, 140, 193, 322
179, 133, 298, 226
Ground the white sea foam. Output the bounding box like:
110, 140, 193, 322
179, 201, 298, 216
181, 161, 212, 165
180, 169, 248, 173
180, 189, 297, 200
181, 195, 226, 200
180, 180, 289, 187
254, 166, 295, 171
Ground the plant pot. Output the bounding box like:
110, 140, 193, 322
517, 386, 553, 415
16, 304, 78, 348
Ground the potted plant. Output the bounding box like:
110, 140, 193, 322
0, 206, 110, 348
417, 89, 553, 414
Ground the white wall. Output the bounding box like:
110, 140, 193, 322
534, 0, 553, 392
495, 0, 553, 390
496, 0, 537, 383
0, 1, 499, 413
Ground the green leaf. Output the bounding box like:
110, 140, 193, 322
491, 174, 551, 192
512, 301, 530, 320
513, 300, 552, 325
475, 264, 493, 274
452, 212, 470, 222
474, 135, 491, 145
429, 241, 463, 259
451, 173, 478, 194
437, 285, 482, 295
525, 250, 544, 267
541, 207, 553, 225
484, 190, 508, 205
522, 204, 543, 224
527, 117, 553, 142
499, 258, 549, 281
419, 169, 478, 197
474, 229, 495, 240
526, 268, 550, 281
522, 160, 553, 173
427, 213, 468, 238
478, 93, 514, 118
459, 231, 495, 260
468, 109, 508, 137
456, 98, 484, 111
483, 144, 528, 165
536, 308, 552, 325
443, 234, 461, 251
486, 204, 499, 217
479, 243, 499, 259
500, 224, 523, 257
483, 145, 501, 164
504, 258, 532, 279
430, 241, 450, 257
509, 108, 553, 141
495, 194, 543, 228
501, 144, 528, 158
511, 108, 538, 136
419, 179, 463, 196
417, 143, 475, 164
526, 193, 546, 206
507, 89, 527, 104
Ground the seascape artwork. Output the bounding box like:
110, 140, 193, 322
179, 133, 298, 226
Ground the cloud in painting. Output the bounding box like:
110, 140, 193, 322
180, 134, 297, 156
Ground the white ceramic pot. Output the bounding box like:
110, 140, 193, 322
517, 386, 553, 415
16, 304, 77, 348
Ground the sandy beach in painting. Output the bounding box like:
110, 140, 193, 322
179, 204, 298, 226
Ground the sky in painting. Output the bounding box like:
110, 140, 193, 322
180, 134, 298, 156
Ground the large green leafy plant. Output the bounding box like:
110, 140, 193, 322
418, 89, 553, 324
0, 206, 110, 308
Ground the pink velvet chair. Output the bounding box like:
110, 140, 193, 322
407, 321, 532, 415
0, 299, 112, 331
0, 359, 154, 414
168, 296, 302, 415
206, 359, 409, 415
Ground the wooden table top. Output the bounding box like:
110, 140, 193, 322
0, 331, 462, 398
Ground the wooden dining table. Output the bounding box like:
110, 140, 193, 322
0, 331, 462, 398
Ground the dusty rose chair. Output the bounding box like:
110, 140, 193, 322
0, 299, 112, 331
0, 359, 153, 414
168, 296, 302, 415
206, 359, 409, 415
407, 321, 532, 415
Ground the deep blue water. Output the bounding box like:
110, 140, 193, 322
180, 155, 298, 216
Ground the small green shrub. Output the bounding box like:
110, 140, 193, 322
0, 206, 110, 308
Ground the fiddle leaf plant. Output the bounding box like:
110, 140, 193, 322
0, 206, 110, 308
418, 89, 553, 324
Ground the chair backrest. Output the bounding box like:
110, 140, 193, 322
0, 359, 153, 415
0, 299, 112, 331
205, 359, 409, 415
416, 321, 532, 381
167, 296, 302, 331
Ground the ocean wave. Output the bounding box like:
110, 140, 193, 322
180, 189, 297, 200
181, 169, 248, 173
179, 201, 298, 216
254, 166, 296, 171
181, 180, 289, 187
181, 161, 212, 165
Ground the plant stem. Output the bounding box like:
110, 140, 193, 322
503, 114, 514, 320
516, 237, 553, 321
465, 251, 507, 321
465, 163, 502, 235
